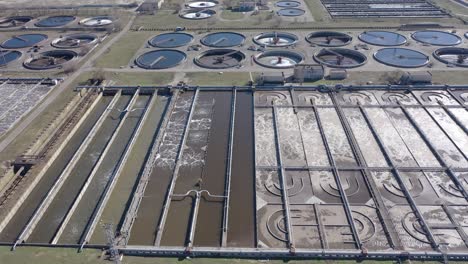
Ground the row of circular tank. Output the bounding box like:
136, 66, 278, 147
180, 0, 218, 19
146, 30, 467, 49
133, 31, 468, 69
0, 49, 78, 69
178, 0, 307, 19
1, 33, 98, 49
135, 46, 468, 70
309, 30, 465, 47
0, 15, 113, 28
275, 1, 306, 17
0, 33, 99, 69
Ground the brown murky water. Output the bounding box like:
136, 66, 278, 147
162, 92, 229, 246
58, 95, 150, 244
128, 92, 194, 245
193, 92, 231, 247
4, 88, 467, 252
0, 96, 112, 243
90, 95, 169, 244
28, 95, 131, 243
227, 91, 256, 248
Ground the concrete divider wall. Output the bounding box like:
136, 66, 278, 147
81, 92, 158, 246
0, 169, 21, 199
51, 91, 139, 244
0, 92, 102, 234
0, 91, 87, 206
16, 92, 121, 244
25, 91, 84, 157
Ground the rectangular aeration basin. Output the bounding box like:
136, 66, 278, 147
1, 86, 468, 260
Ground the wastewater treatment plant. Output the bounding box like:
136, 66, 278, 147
0, 0, 467, 264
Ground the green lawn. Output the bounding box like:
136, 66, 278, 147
303, 0, 330, 22
94, 31, 154, 68
132, 9, 464, 30
3, 246, 461, 264
79, 71, 175, 86
220, 10, 245, 20
133, 11, 291, 29
427, 0, 468, 17
0, 246, 401, 264
185, 72, 256, 86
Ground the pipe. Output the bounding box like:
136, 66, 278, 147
271, 103, 295, 251
154, 89, 200, 246
221, 88, 236, 247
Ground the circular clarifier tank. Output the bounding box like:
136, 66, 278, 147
0, 50, 22, 67
412, 30, 462, 46
254, 50, 304, 69
136, 50, 186, 69
201, 32, 245, 47
35, 15, 75, 27
1, 34, 48, 49
359, 31, 407, 46
253, 32, 298, 47
314, 48, 367, 68
374, 48, 429, 68
149, 32, 193, 48
51, 33, 98, 49
433, 47, 468, 68
79, 16, 113, 27
23, 50, 77, 70
195, 49, 245, 69
277, 8, 305, 16
276, 0, 300, 8
180, 9, 216, 19
306, 31, 352, 47
0, 16, 32, 28
188, 1, 217, 8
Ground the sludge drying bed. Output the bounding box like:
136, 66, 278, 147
0, 87, 468, 260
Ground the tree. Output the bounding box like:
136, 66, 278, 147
223, 0, 234, 9
379, 70, 403, 84
272, 16, 281, 27
62, 61, 78, 74
78, 46, 91, 56
92, 68, 106, 83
